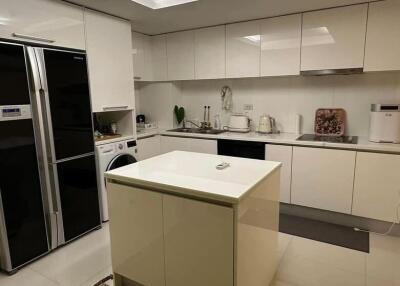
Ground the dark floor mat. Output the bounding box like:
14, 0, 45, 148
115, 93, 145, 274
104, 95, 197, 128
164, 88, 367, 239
279, 213, 370, 253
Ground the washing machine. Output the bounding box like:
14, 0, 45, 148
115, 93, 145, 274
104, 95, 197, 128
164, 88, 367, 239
96, 138, 138, 222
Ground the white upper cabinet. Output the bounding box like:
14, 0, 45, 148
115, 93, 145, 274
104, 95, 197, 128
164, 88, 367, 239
0, 0, 85, 50
226, 21, 261, 78
194, 26, 226, 79
150, 35, 168, 81
85, 10, 135, 113
260, 14, 301, 77
132, 31, 148, 81
301, 4, 368, 71
364, 1, 400, 72
166, 31, 195, 80
352, 152, 400, 222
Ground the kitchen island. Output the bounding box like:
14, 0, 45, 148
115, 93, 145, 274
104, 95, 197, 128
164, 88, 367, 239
105, 151, 281, 286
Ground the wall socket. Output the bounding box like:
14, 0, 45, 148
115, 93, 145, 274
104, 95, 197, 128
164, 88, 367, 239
243, 104, 253, 111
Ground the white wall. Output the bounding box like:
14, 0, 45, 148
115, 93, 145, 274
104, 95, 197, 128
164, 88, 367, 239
135, 72, 400, 136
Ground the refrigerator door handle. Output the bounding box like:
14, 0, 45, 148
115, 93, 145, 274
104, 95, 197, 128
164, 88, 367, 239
26, 47, 61, 249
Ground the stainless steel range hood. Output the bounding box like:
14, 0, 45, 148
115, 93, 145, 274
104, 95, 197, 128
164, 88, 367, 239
300, 68, 364, 76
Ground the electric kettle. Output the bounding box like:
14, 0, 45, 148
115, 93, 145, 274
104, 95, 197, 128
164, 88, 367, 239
258, 114, 272, 133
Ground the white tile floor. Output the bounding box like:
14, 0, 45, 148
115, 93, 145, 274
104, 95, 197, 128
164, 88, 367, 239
1, 223, 400, 286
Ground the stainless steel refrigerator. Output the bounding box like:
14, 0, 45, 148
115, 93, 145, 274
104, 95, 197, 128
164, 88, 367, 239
0, 41, 101, 273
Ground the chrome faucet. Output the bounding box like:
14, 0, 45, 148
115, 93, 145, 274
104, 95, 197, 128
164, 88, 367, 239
184, 119, 201, 129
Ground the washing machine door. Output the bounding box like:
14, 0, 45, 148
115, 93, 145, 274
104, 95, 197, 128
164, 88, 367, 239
107, 154, 137, 171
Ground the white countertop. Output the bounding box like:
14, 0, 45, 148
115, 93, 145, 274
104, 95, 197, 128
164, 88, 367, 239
105, 151, 281, 204
158, 130, 400, 154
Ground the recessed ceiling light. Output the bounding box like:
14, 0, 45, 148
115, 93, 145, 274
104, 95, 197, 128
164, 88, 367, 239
131, 0, 198, 9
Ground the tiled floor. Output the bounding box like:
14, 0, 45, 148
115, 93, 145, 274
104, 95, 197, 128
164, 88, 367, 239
1, 223, 400, 286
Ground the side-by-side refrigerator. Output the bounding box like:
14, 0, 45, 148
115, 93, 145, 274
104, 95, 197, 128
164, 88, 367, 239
0, 42, 101, 273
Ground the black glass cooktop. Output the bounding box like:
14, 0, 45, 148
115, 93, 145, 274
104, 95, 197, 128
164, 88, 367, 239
297, 134, 358, 144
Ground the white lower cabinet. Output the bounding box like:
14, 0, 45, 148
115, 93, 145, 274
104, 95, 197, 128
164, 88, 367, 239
291, 147, 356, 214
161, 136, 217, 154
108, 183, 165, 286
265, 144, 293, 204
352, 152, 400, 222
190, 138, 218, 154
163, 195, 234, 286
137, 135, 161, 160
160, 136, 191, 153
108, 182, 234, 286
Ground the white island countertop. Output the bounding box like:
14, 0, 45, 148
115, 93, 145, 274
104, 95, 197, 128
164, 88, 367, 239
105, 151, 281, 204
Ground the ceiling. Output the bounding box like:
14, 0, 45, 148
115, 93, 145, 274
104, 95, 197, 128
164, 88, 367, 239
64, 0, 376, 35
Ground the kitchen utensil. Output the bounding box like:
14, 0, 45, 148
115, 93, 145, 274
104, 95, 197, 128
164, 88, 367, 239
227, 113, 250, 133
314, 108, 346, 136
258, 114, 272, 133
369, 104, 400, 143
174, 105, 185, 125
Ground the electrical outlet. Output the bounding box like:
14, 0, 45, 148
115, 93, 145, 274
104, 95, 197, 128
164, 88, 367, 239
244, 104, 253, 111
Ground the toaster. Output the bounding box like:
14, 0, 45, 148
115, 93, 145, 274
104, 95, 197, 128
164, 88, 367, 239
227, 113, 250, 133
369, 104, 400, 143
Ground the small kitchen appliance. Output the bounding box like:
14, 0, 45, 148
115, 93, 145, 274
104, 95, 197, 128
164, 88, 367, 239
258, 114, 272, 133
227, 113, 250, 133
369, 104, 400, 143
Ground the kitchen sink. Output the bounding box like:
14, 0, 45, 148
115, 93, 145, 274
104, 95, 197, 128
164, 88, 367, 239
168, 128, 226, 135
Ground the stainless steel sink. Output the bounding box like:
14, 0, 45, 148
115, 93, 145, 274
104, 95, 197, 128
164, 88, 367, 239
168, 128, 226, 135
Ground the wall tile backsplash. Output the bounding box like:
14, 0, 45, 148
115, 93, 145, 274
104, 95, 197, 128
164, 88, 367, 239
135, 72, 400, 136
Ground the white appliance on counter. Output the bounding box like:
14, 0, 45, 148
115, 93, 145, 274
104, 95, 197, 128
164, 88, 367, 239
96, 139, 138, 221
227, 113, 250, 133
369, 104, 400, 143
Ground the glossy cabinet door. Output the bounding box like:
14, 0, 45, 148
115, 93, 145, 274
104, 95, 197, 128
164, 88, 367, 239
167, 31, 195, 80
85, 10, 135, 113
132, 31, 146, 81
226, 21, 261, 78
137, 135, 161, 160
352, 152, 400, 222
0, 0, 85, 50
291, 147, 356, 214
194, 26, 226, 79
301, 4, 368, 71
260, 14, 301, 77
150, 35, 168, 81
190, 138, 218, 154
265, 144, 293, 203
107, 182, 165, 286
163, 195, 234, 286
160, 136, 191, 153
364, 0, 400, 72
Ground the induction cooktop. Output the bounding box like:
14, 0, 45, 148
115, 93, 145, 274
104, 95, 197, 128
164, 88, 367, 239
297, 134, 358, 144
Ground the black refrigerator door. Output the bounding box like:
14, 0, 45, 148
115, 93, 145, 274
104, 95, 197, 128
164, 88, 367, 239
56, 155, 100, 242
0, 119, 49, 269
43, 50, 94, 161
0, 43, 31, 106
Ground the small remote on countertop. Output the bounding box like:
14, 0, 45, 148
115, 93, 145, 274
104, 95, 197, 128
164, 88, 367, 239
216, 162, 230, 170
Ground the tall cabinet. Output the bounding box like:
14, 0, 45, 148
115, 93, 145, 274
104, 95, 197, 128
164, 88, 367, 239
84, 10, 135, 113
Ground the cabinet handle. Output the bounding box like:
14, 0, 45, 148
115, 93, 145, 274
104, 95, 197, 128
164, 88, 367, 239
103, 105, 129, 111
12, 33, 55, 43
134, 76, 142, 80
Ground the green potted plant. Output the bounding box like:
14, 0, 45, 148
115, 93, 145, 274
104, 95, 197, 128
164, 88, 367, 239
174, 105, 185, 127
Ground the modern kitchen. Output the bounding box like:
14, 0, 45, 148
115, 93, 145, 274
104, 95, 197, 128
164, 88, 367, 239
1, 0, 400, 286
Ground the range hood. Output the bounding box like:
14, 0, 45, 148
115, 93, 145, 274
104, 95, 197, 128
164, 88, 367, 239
300, 68, 364, 76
